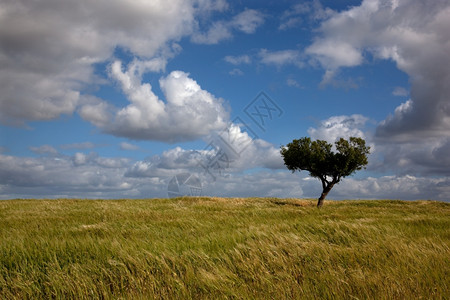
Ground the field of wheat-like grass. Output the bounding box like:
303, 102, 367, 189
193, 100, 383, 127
0, 197, 449, 299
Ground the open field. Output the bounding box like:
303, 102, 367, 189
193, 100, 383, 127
0, 198, 449, 299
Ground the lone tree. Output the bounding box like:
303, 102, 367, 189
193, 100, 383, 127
280, 137, 370, 207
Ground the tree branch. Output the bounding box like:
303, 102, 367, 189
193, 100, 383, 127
320, 177, 327, 190
332, 176, 340, 184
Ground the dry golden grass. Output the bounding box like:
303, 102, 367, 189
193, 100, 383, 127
0, 197, 449, 299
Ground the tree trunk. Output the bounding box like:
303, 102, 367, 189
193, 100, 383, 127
317, 183, 334, 207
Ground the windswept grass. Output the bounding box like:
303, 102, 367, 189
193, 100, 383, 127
0, 198, 449, 299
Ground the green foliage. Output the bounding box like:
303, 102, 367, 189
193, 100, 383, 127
281, 137, 370, 206
280, 137, 370, 182
0, 198, 449, 299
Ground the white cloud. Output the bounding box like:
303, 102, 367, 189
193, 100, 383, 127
210, 123, 283, 171
124, 122, 284, 180
60, 142, 97, 150
279, 17, 303, 31
335, 175, 450, 201
1, 148, 448, 201
73, 152, 89, 166
306, 40, 363, 70
305, 114, 382, 171
0, 151, 140, 199
0, 147, 290, 199
29, 145, 59, 156
259, 49, 303, 68
373, 137, 450, 176
306, 112, 450, 177
191, 22, 232, 44
318, 69, 361, 89
224, 55, 251, 65
201, 172, 306, 198
120, 142, 140, 151
279, 1, 334, 30
78, 100, 114, 129
392, 86, 408, 97
286, 78, 302, 88
121, 121, 284, 185
308, 114, 368, 144
0, 0, 230, 125
231, 9, 265, 34
192, 9, 264, 44
279, 2, 307, 30
80, 61, 229, 142
229, 68, 244, 76
125, 147, 202, 179
304, 0, 450, 179
195, 0, 229, 13
305, 0, 450, 141
0, 0, 192, 125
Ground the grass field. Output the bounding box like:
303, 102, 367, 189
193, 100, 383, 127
0, 197, 449, 299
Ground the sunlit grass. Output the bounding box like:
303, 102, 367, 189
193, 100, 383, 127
1, 198, 449, 299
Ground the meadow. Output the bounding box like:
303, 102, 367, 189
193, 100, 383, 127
0, 197, 449, 299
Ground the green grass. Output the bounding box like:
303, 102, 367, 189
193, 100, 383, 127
0, 198, 449, 299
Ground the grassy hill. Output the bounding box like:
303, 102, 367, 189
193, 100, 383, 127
0, 198, 449, 299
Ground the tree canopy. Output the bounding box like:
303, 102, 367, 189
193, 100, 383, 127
280, 137, 370, 207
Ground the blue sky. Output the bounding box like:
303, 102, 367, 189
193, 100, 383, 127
1, 0, 449, 200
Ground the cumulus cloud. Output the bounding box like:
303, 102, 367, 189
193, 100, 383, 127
120, 142, 140, 151
80, 61, 229, 142
125, 147, 202, 179
279, 3, 309, 30
191, 9, 264, 44
305, 0, 450, 141
125, 122, 284, 181
373, 138, 450, 176
392, 86, 408, 97
306, 113, 450, 177
335, 175, 450, 201
5, 152, 446, 205
1, 147, 448, 200
0, 146, 289, 199
279, 0, 334, 30
306, 114, 385, 171
303, 0, 450, 179
307, 40, 363, 70
202, 172, 305, 198
60, 142, 97, 150
29, 145, 59, 156
0, 0, 230, 126
72, 152, 90, 166
208, 123, 283, 171
229, 68, 244, 76
308, 114, 368, 144
232, 9, 265, 33
224, 55, 251, 65
0, 151, 141, 198
259, 49, 303, 68
191, 22, 232, 44
318, 69, 361, 89
286, 79, 302, 88
0, 0, 192, 125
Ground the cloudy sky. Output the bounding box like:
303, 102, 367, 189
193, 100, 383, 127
1, 0, 449, 200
